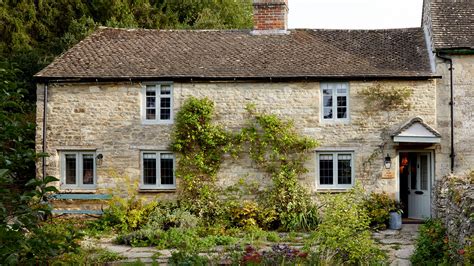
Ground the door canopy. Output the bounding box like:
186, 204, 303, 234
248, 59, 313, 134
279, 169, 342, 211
392, 117, 441, 143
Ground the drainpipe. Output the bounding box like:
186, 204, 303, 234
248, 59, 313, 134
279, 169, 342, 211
42, 83, 48, 180
436, 53, 455, 173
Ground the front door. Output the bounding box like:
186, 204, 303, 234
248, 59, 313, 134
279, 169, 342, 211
399, 152, 431, 219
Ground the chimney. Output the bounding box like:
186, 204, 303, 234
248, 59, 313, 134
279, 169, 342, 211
252, 0, 288, 35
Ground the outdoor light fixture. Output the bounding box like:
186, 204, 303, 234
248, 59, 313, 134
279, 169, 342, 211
96, 154, 103, 160
384, 154, 391, 169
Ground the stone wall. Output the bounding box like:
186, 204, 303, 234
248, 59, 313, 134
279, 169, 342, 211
435, 55, 474, 177
434, 172, 474, 247
36, 80, 438, 205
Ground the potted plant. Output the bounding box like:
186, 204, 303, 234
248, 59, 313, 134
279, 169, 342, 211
388, 201, 403, 230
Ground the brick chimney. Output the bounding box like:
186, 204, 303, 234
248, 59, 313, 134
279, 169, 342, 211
252, 0, 288, 34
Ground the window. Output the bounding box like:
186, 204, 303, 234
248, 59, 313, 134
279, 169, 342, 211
141, 151, 175, 189
321, 82, 349, 122
60, 151, 96, 189
142, 83, 173, 124
317, 151, 354, 189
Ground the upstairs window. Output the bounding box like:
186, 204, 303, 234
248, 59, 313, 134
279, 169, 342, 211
321, 82, 349, 122
317, 151, 354, 189
60, 151, 96, 189
142, 83, 173, 124
141, 151, 176, 190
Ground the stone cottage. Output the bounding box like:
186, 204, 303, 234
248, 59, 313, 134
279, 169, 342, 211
35, 0, 473, 219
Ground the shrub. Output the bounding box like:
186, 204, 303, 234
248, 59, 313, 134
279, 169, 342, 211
0, 171, 83, 264
364, 192, 402, 230
308, 185, 386, 265
411, 218, 462, 265
146, 203, 200, 230
228, 200, 278, 230
168, 251, 209, 266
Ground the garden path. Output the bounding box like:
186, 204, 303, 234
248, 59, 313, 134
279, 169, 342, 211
373, 224, 420, 266
85, 225, 419, 265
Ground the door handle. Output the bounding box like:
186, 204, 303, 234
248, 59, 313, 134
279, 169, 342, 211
415, 191, 423, 195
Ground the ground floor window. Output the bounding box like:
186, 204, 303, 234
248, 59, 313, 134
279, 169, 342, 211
60, 151, 96, 189
317, 151, 354, 189
141, 151, 175, 189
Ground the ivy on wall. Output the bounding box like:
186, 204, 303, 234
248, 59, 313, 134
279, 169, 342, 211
171, 97, 319, 230
357, 83, 413, 180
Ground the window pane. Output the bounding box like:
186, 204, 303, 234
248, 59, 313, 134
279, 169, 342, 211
65, 154, 76, 184
337, 96, 347, 107
410, 156, 417, 189
322, 88, 332, 96
161, 85, 171, 95
146, 108, 156, 120
338, 154, 352, 185
337, 107, 347, 119
323, 107, 333, 119
146, 87, 156, 96
319, 155, 333, 185
146, 96, 155, 108
337, 87, 347, 94
420, 155, 428, 190
160, 97, 171, 108
82, 154, 94, 185
323, 96, 332, 107
160, 153, 174, 185
143, 153, 157, 185
160, 109, 171, 120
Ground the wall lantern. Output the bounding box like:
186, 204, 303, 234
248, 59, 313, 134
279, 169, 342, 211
384, 154, 392, 169
96, 154, 103, 160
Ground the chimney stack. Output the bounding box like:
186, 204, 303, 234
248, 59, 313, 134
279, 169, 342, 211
252, 0, 288, 34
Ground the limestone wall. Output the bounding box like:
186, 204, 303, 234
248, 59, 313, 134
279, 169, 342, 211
434, 172, 474, 247
36, 80, 438, 200
435, 55, 474, 177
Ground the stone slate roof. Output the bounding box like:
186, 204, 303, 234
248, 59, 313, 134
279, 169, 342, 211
35, 27, 433, 80
430, 0, 474, 50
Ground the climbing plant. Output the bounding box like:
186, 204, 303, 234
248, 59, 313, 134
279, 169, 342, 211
171, 98, 319, 230
357, 83, 412, 114
238, 105, 319, 230
171, 97, 232, 220
357, 83, 413, 180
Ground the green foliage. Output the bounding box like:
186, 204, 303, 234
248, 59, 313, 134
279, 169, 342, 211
0, 170, 84, 264
0, 61, 37, 183
411, 218, 462, 265
308, 185, 386, 265
171, 97, 232, 220
364, 192, 402, 230
171, 98, 319, 231
169, 250, 209, 266
239, 106, 319, 231
51, 247, 126, 265
228, 200, 278, 229
358, 83, 413, 113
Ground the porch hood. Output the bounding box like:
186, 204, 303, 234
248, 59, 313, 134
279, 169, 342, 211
392, 117, 441, 143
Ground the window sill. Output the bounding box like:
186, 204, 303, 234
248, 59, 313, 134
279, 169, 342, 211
138, 188, 176, 193
141, 121, 174, 125
316, 188, 352, 193
58, 188, 97, 193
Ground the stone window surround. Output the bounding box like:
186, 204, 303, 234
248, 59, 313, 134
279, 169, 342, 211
320, 82, 350, 123
141, 82, 174, 125
140, 151, 176, 190
316, 150, 355, 190
59, 150, 97, 190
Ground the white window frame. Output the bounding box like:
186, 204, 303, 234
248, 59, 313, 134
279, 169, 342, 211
320, 82, 350, 123
141, 82, 173, 125
140, 151, 176, 190
316, 151, 355, 190
60, 151, 97, 189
